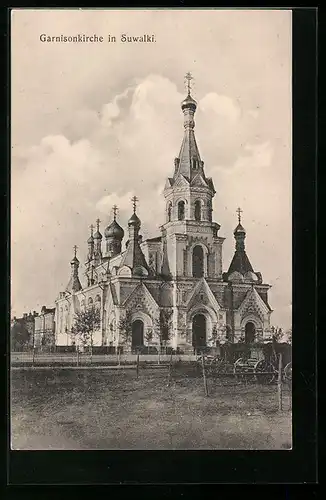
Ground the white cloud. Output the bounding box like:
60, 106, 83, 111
233, 142, 273, 170
199, 92, 241, 123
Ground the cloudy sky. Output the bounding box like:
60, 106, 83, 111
11, 9, 292, 328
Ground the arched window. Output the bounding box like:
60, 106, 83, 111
88, 297, 93, 308
245, 322, 256, 343
60, 308, 63, 332
95, 295, 101, 309
167, 202, 172, 222
192, 245, 204, 278
178, 200, 185, 221
208, 199, 212, 222
194, 200, 201, 221
64, 305, 69, 332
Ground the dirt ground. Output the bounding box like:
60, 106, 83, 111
10, 367, 292, 450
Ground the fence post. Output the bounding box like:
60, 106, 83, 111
167, 349, 173, 387
277, 353, 283, 411
32, 345, 35, 367
201, 354, 209, 397
118, 347, 121, 367
136, 352, 140, 379
76, 345, 79, 367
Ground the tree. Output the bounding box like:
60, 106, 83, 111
11, 321, 30, 351
118, 310, 133, 352
270, 325, 284, 343
144, 328, 153, 354
155, 309, 173, 354
72, 305, 100, 362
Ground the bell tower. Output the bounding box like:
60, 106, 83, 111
161, 74, 225, 280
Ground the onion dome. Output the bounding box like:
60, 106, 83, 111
93, 218, 102, 239
128, 212, 141, 227
87, 234, 94, 244
104, 219, 124, 239
70, 255, 79, 265
181, 93, 197, 111
70, 245, 79, 265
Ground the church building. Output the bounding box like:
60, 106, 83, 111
55, 76, 272, 352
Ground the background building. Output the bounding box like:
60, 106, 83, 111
34, 306, 56, 347
11, 312, 38, 351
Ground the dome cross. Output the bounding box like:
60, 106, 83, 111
184, 72, 194, 95
112, 205, 118, 221
236, 207, 243, 224
131, 196, 139, 213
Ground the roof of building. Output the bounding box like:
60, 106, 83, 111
65, 275, 82, 293
227, 250, 254, 276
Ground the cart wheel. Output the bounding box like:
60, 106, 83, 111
255, 360, 276, 384
284, 362, 292, 383
233, 358, 244, 380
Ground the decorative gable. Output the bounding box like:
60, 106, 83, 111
164, 178, 173, 190
186, 278, 221, 312
238, 286, 269, 322
190, 173, 209, 188
173, 174, 190, 188
123, 282, 159, 319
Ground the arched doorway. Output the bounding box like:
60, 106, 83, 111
192, 245, 204, 278
132, 320, 144, 351
192, 314, 206, 351
245, 322, 256, 343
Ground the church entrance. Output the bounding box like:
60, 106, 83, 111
132, 320, 144, 352
192, 314, 206, 352
245, 322, 256, 343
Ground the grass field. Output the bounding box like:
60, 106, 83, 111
11, 367, 292, 450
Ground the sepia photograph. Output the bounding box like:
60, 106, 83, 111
10, 8, 292, 451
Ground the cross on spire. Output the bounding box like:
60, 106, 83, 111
131, 196, 139, 213
73, 245, 78, 258
89, 224, 94, 236
112, 205, 118, 220
96, 218, 101, 231
236, 207, 243, 224
185, 72, 194, 95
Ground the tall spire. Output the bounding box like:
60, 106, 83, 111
173, 72, 205, 181
93, 218, 102, 263
119, 197, 149, 276
66, 246, 82, 293
227, 209, 254, 275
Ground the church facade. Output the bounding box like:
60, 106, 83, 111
55, 82, 272, 352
